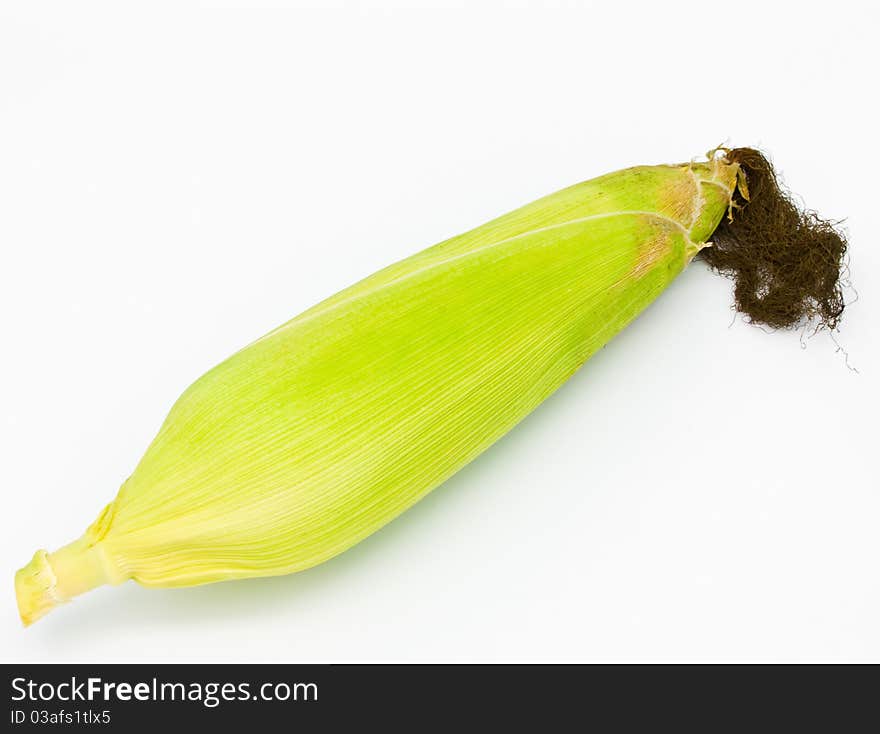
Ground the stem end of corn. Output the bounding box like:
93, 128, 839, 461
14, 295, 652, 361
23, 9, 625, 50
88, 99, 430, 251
15, 538, 114, 626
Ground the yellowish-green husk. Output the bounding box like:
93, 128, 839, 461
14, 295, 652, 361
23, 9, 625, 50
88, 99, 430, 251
15, 152, 739, 626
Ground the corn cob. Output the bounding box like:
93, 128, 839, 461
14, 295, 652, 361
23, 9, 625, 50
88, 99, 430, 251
15, 148, 844, 625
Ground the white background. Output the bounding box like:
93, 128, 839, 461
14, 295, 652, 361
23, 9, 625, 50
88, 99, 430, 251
2, 0, 878, 663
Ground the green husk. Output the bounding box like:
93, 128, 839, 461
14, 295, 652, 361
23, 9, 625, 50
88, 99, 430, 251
15, 152, 739, 625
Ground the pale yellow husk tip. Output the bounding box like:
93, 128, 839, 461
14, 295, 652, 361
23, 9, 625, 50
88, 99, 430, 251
15, 538, 113, 626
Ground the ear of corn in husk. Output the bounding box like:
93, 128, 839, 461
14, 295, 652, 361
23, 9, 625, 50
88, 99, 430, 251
15, 152, 741, 625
